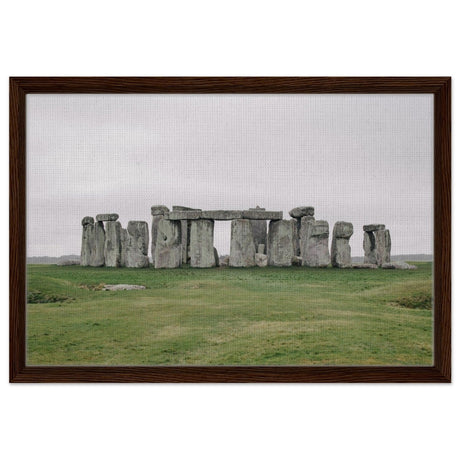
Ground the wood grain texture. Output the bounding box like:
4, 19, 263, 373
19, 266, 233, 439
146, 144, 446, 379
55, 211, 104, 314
9, 77, 451, 383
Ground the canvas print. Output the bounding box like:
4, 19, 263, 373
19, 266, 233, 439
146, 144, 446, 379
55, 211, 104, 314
26, 93, 433, 366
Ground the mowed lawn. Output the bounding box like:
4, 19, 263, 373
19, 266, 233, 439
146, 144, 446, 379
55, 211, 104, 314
26, 263, 433, 366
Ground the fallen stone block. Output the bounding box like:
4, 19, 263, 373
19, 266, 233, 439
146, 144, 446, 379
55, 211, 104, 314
382, 261, 417, 270
255, 253, 268, 267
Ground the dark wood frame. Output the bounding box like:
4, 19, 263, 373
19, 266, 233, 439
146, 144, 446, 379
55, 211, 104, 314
10, 77, 451, 382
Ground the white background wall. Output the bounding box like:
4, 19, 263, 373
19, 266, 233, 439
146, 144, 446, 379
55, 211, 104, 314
0, 1, 458, 459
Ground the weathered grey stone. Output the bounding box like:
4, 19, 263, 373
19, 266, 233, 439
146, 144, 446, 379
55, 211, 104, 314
179, 220, 189, 264
151, 215, 164, 266
291, 218, 301, 256
81, 221, 95, 266
242, 210, 283, 220
292, 256, 302, 266
331, 221, 353, 268
90, 221, 106, 267
151, 205, 169, 216
219, 255, 230, 267
167, 210, 202, 220
255, 253, 268, 267
103, 284, 146, 291
154, 219, 182, 268
214, 248, 220, 267
352, 263, 378, 269
201, 210, 243, 220
81, 216, 94, 226
190, 219, 215, 268
104, 221, 122, 267
267, 220, 295, 267
58, 258, 80, 266
289, 206, 314, 218
363, 228, 391, 267
363, 224, 385, 232
96, 213, 119, 222
334, 221, 354, 238
229, 219, 256, 267
172, 206, 202, 211
375, 229, 391, 266
382, 261, 416, 270
250, 219, 267, 254
300, 218, 330, 267
120, 228, 128, 267
257, 244, 265, 254
125, 221, 149, 268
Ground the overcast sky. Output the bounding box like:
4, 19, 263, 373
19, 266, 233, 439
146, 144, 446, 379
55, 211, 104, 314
26, 93, 433, 257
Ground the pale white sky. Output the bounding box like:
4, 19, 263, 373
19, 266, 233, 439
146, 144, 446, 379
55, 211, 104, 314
26, 94, 433, 257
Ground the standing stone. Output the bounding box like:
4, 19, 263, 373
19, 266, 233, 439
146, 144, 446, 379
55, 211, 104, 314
190, 219, 215, 268
291, 218, 301, 256
155, 219, 182, 268
257, 244, 265, 254
249, 206, 267, 253
363, 225, 391, 267
172, 206, 201, 264
81, 217, 95, 266
120, 228, 128, 267
104, 221, 122, 267
90, 221, 106, 267
229, 219, 256, 267
125, 221, 149, 268
151, 206, 169, 266
331, 221, 353, 268
267, 220, 295, 267
214, 247, 220, 267
300, 218, 330, 267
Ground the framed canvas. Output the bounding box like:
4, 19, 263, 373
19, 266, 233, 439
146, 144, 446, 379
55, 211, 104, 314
10, 77, 451, 382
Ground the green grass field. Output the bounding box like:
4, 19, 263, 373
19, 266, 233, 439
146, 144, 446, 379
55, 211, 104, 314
26, 263, 433, 366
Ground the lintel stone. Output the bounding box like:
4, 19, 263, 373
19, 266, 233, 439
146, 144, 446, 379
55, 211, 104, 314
363, 224, 385, 232
96, 213, 119, 222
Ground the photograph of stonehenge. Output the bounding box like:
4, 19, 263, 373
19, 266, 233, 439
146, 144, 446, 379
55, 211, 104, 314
25, 92, 433, 366
81, 205, 403, 270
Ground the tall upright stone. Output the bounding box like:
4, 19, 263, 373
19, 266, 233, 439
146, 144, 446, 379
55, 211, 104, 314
172, 206, 201, 264
249, 206, 267, 254
190, 219, 215, 268
289, 207, 314, 256
331, 221, 353, 268
120, 227, 128, 267
90, 221, 106, 267
104, 221, 122, 267
229, 219, 256, 267
125, 221, 150, 268
81, 216, 95, 266
154, 219, 182, 268
300, 218, 330, 267
151, 206, 169, 266
267, 219, 295, 267
363, 225, 391, 267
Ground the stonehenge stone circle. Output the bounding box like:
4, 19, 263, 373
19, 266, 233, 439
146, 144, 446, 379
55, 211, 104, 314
300, 218, 330, 267
363, 225, 391, 267
190, 219, 216, 268
80, 217, 95, 266
125, 221, 149, 268
104, 221, 122, 267
331, 221, 353, 268
154, 218, 182, 268
229, 219, 256, 267
267, 220, 295, 267
91, 221, 106, 267
79, 207, 395, 270
96, 213, 119, 222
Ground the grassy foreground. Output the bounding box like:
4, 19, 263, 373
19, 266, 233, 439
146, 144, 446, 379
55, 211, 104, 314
26, 263, 433, 366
